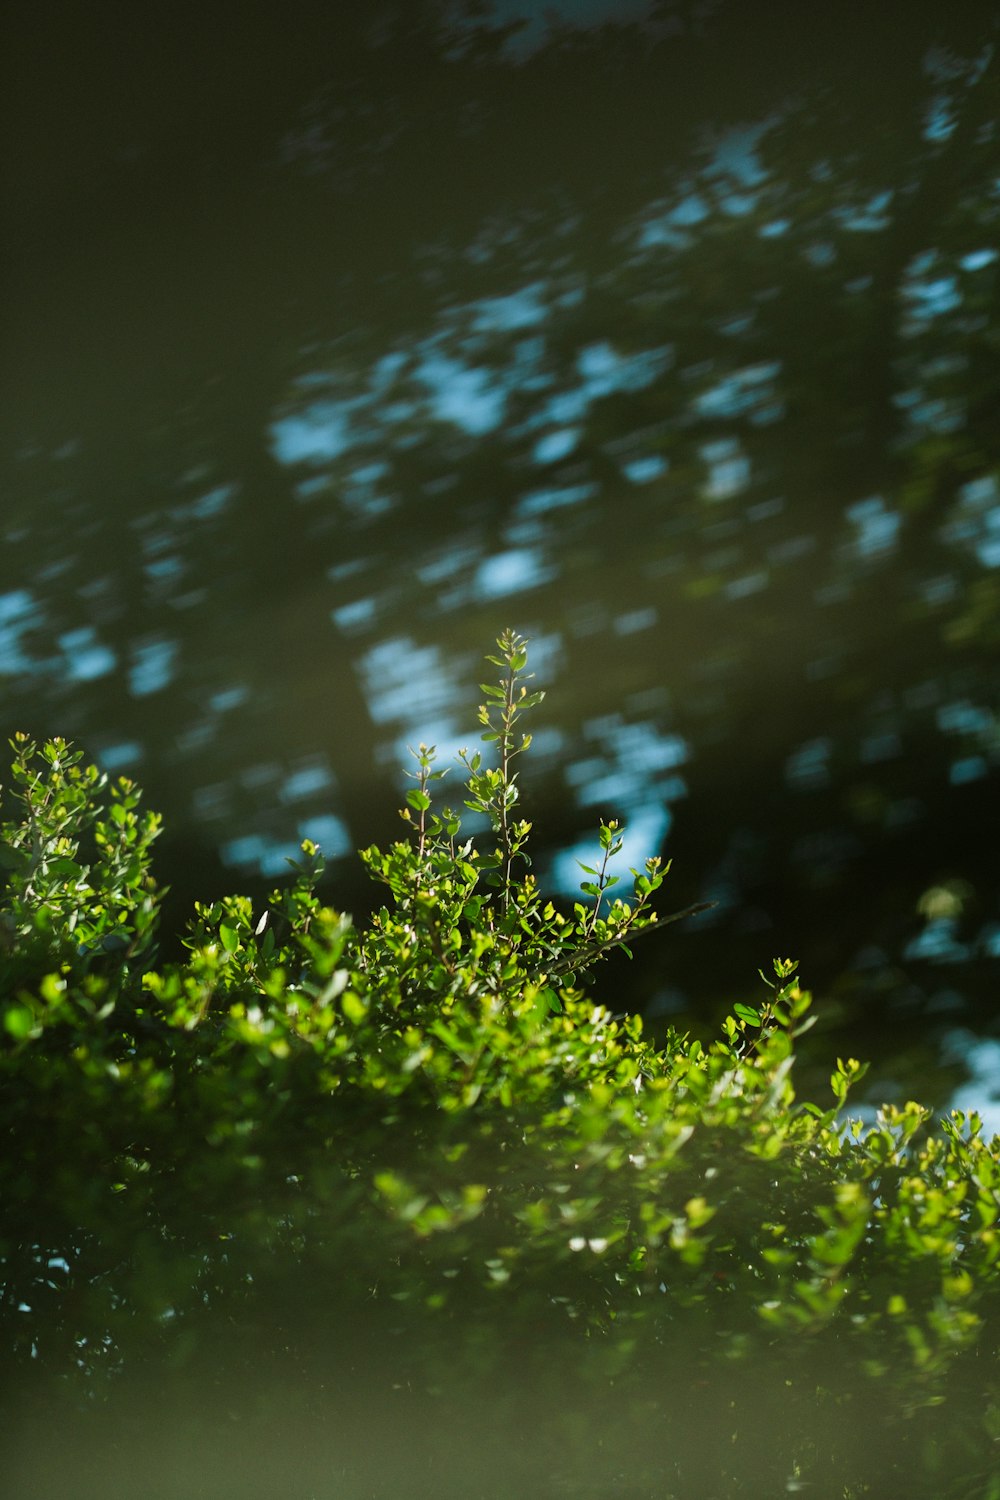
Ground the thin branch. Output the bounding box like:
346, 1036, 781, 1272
540, 901, 718, 980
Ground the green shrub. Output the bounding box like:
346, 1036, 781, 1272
2, 631, 1000, 1500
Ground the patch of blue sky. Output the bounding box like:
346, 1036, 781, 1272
295, 474, 331, 500
613, 608, 658, 635
128, 637, 176, 697
186, 484, 233, 520
921, 575, 957, 607
347, 460, 389, 489
583, 711, 623, 740
511, 335, 551, 388
950, 756, 989, 785
415, 351, 508, 434
899, 391, 964, 437
572, 768, 649, 807
634, 189, 706, 248
981, 924, 1000, 958
577, 341, 671, 396
328, 557, 369, 584
360, 638, 464, 728
694, 362, 781, 420
719, 192, 757, 217
521, 344, 670, 435
556, 283, 585, 310
725, 571, 768, 601
417, 545, 481, 586
804, 241, 836, 268
97, 740, 143, 772
954, 474, 1000, 565
785, 738, 832, 791
904, 917, 970, 964
923, 98, 955, 143
961, 248, 999, 272
59, 627, 116, 682
717, 313, 756, 338
174, 720, 216, 754
191, 783, 231, 821
332, 597, 378, 634
669, 192, 710, 225
474, 547, 556, 599
271, 401, 353, 465
536, 386, 591, 425
702, 122, 771, 187
280, 761, 335, 803
700, 439, 751, 501
241, 762, 281, 793
298, 813, 352, 857
613, 723, 688, 774
937, 700, 994, 737
516, 482, 597, 519
521, 723, 567, 765
471, 282, 548, 333
479, 0, 654, 60
635, 217, 691, 251
517, 628, 564, 686
564, 755, 606, 790
622, 454, 667, 484
0, 588, 35, 625
533, 427, 580, 464
860, 731, 902, 764
144, 555, 183, 581
847, 496, 902, 558
959, 474, 999, 508
566, 727, 686, 795
835, 190, 893, 233
370, 350, 409, 390
220, 834, 303, 876
748, 496, 785, 522
209, 685, 249, 714
758, 218, 790, 238
0, 592, 38, 671
903, 273, 962, 321
169, 582, 208, 612
771, 536, 817, 568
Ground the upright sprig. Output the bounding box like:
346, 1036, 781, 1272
361, 631, 714, 1003
404, 742, 451, 866
459, 628, 544, 915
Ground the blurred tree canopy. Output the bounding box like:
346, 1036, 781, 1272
3, 0, 1000, 1036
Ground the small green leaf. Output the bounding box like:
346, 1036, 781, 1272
3, 1003, 34, 1040
341, 991, 367, 1025
219, 923, 240, 953
406, 789, 431, 812
734, 1003, 761, 1025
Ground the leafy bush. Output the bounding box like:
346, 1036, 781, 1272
3, 632, 1000, 1500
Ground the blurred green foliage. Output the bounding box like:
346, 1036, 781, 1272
3, 634, 1000, 1499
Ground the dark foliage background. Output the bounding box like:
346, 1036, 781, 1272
4, 0, 1000, 1113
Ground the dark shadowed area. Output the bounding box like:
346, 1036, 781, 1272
4, 0, 1000, 1119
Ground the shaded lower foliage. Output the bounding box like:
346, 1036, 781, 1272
2, 636, 999, 1499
